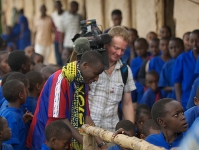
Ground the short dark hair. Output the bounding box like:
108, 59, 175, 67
160, 37, 170, 42
182, 32, 191, 39
135, 38, 148, 48
8, 51, 28, 72
111, 9, 122, 16
161, 25, 171, 35
33, 64, 46, 72
142, 119, 160, 137
191, 29, 199, 35
2, 79, 24, 103
25, 71, 45, 92
70, 1, 78, 7
1, 72, 14, 86
80, 51, 105, 67
146, 70, 159, 80
30, 53, 44, 64
136, 104, 151, 115
40, 66, 55, 80
129, 28, 138, 36
0, 37, 4, 50
170, 37, 184, 48
151, 98, 174, 125
6, 72, 29, 88
115, 120, 136, 132
45, 120, 72, 141
150, 38, 159, 44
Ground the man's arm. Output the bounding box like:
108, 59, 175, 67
175, 83, 182, 103
62, 118, 83, 144
122, 92, 135, 123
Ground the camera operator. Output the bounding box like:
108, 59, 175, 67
88, 26, 136, 147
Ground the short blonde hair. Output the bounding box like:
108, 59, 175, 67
108, 26, 129, 42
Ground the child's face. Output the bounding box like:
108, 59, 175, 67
52, 132, 72, 150
128, 30, 138, 44
136, 112, 152, 134
112, 14, 122, 26
189, 33, 199, 53
34, 55, 44, 64
149, 41, 160, 56
159, 39, 169, 56
0, 53, 10, 75
22, 57, 31, 74
169, 41, 183, 59
146, 74, 159, 92
146, 33, 157, 43
25, 47, 35, 57
161, 101, 187, 133
159, 27, 170, 38
1, 118, 11, 141
134, 41, 147, 57
183, 33, 190, 52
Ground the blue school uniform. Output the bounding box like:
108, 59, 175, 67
184, 106, 199, 128
173, 50, 199, 110
146, 132, 184, 149
41, 144, 50, 150
2, 143, 14, 150
108, 144, 120, 150
140, 88, 162, 109
130, 56, 144, 103
0, 87, 4, 103
121, 46, 131, 64
148, 56, 168, 75
186, 77, 199, 109
24, 96, 38, 114
158, 59, 175, 99
179, 117, 199, 150
0, 106, 29, 150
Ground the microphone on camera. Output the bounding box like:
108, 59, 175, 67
73, 37, 90, 55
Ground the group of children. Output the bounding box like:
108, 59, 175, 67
128, 26, 199, 112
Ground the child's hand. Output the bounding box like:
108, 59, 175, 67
23, 110, 33, 123
112, 128, 129, 139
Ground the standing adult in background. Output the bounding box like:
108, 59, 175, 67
34, 5, 54, 64
18, 9, 31, 50
104, 9, 128, 33
51, 1, 65, 66
89, 26, 136, 147
58, 1, 82, 62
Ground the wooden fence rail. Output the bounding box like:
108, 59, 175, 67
81, 124, 165, 150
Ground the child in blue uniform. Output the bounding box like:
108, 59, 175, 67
148, 38, 160, 59
0, 116, 14, 150
146, 98, 187, 149
182, 31, 191, 52
173, 30, 199, 110
159, 38, 184, 99
140, 71, 162, 109
0, 72, 30, 112
140, 119, 160, 140
108, 120, 136, 150
184, 87, 199, 128
187, 77, 199, 109
25, 71, 45, 114
130, 38, 149, 102
148, 37, 171, 75
0, 80, 33, 150
41, 120, 72, 150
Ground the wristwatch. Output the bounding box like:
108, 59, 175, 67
98, 142, 106, 148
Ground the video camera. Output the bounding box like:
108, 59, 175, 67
73, 19, 110, 68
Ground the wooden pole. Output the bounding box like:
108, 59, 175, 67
82, 132, 96, 150
82, 124, 165, 150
